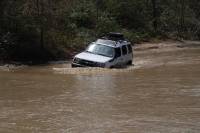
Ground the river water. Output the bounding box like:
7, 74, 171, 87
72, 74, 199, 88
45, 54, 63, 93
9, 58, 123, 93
0, 46, 200, 133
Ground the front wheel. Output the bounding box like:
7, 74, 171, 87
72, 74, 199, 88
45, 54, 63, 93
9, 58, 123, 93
71, 64, 76, 68
127, 60, 132, 65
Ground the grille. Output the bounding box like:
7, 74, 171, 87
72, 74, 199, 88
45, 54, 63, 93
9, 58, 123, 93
77, 59, 97, 67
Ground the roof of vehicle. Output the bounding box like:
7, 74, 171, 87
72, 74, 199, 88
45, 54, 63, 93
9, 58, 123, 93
89, 33, 131, 48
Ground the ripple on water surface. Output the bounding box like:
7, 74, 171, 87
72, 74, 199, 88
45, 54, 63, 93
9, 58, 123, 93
52, 66, 136, 75
0, 47, 200, 133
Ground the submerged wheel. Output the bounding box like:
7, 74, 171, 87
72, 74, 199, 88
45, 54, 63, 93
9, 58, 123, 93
71, 64, 76, 68
127, 60, 132, 65
110, 66, 114, 69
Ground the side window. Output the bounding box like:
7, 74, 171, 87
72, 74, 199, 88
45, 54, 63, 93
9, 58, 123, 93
122, 45, 127, 55
127, 45, 132, 53
115, 47, 121, 58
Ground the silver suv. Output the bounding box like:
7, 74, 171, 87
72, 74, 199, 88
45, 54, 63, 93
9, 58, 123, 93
72, 33, 133, 68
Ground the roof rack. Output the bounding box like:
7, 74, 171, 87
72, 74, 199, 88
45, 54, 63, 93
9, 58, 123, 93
101, 32, 125, 41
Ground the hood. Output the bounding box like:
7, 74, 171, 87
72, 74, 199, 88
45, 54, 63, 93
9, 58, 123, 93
75, 52, 112, 63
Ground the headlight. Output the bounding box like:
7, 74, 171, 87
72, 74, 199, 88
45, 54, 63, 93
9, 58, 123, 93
73, 58, 80, 63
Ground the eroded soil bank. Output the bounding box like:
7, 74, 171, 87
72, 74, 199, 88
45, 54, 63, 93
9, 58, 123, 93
1, 40, 200, 70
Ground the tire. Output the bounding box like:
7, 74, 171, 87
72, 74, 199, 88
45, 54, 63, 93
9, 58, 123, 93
71, 64, 76, 68
127, 60, 132, 65
110, 66, 114, 69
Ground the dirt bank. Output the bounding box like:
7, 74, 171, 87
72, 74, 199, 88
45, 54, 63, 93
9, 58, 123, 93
134, 40, 200, 53
0, 40, 200, 69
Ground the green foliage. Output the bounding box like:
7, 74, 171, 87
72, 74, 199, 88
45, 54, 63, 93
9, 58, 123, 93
70, 1, 96, 29
122, 30, 152, 43
1, 0, 200, 62
96, 13, 119, 35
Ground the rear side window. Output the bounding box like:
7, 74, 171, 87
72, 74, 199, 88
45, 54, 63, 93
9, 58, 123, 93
127, 45, 132, 53
115, 47, 121, 58
122, 45, 127, 55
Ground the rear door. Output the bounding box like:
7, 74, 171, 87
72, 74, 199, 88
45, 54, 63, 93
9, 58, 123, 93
121, 45, 129, 64
127, 44, 133, 61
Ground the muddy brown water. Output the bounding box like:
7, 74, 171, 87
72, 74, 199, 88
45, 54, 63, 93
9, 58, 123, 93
0, 47, 200, 133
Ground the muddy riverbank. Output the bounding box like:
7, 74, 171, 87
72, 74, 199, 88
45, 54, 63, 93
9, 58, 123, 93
1, 40, 200, 70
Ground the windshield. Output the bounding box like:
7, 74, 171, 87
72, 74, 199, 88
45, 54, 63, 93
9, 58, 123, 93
86, 44, 114, 57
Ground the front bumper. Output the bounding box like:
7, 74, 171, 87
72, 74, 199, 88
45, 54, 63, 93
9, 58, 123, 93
71, 63, 87, 68
71, 62, 105, 68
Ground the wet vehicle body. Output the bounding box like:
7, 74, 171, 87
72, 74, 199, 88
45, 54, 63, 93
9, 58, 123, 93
71, 33, 133, 68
